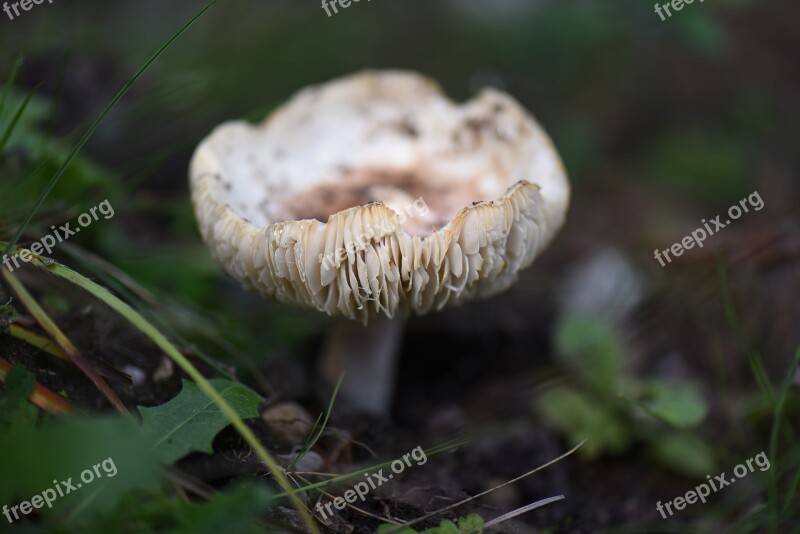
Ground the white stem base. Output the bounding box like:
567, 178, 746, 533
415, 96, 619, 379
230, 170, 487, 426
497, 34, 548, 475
320, 315, 405, 415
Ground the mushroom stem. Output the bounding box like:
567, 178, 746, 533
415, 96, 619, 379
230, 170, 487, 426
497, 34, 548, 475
320, 315, 405, 414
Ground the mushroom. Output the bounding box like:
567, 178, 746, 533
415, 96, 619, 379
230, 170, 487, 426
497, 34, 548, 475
190, 70, 570, 414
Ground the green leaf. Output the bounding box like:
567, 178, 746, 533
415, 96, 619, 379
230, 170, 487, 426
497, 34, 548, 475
91, 482, 274, 534
139, 379, 261, 464
172, 483, 275, 534
650, 433, 715, 478
455, 515, 485, 533
538, 387, 628, 458
377, 526, 418, 534
0, 365, 38, 429
0, 417, 159, 519
429, 520, 460, 534
642, 381, 708, 428
555, 315, 623, 396
377, 514, 484, 534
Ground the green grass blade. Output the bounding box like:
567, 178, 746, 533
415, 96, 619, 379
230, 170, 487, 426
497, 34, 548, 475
9, 323, 69, 361
43, 50, 69, 147
780, 453, 800, 519
0, 55, 24, 119
289, 373, 343, 469
716, 260, 774, 399
770, 345, 800, 527
0, 84, 38, 155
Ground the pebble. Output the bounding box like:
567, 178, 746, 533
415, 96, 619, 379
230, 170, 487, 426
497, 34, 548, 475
262, 401, 314, 448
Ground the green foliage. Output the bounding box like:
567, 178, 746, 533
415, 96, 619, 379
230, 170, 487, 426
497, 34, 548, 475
139, 379, 261, 465
650, 433, 715, 478
538, 314, 712, 475
0, 453, 273, 532
0, 365, 39, 430
643, 381, 707, 428
98, 228, 221, 306
168, 483, 273, 534
378, 514, 484, 534
0, 417, 160, 521
87, 482, 274, 534
555, 315, 623, 395
644, 129, 753, 203
0, 90, 119, 217
538, 387, 628, 458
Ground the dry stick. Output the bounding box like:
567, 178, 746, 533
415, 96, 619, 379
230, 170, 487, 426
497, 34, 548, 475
381, 440, 585, 533
2, 270, 128, 414
0, 356, 75, 415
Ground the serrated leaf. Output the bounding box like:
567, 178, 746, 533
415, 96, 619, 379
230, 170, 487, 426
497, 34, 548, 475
139, 379, 261, 465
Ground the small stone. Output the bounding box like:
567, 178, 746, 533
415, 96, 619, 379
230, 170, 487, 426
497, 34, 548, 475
122, 365, 146, 387
262, 401, 314, 448
152, 356, 174, 383
291, 451, 324, 473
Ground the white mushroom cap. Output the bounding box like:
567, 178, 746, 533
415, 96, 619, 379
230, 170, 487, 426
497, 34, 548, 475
190, 70, 570, 323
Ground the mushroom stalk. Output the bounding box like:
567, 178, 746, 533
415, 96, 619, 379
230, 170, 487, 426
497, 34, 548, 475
320, 315, 405, 414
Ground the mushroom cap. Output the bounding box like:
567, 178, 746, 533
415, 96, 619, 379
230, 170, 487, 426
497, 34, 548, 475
190, 70, 570, 323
